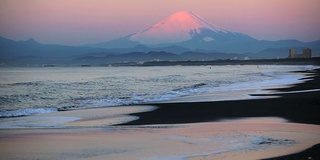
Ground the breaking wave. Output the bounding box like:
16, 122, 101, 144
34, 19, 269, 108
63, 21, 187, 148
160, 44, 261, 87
0, 108, 57, 118
0, 65, 314, 118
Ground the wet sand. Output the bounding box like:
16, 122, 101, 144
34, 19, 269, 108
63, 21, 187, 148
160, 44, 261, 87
0, 118, 319, 160
123, 69, 320, 126
0, 69, 319, 159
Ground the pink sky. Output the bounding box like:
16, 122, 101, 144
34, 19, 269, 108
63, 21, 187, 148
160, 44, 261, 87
0, 0, 319, 45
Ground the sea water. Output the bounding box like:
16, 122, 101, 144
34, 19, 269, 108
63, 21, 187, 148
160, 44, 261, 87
0, 65, 315, 117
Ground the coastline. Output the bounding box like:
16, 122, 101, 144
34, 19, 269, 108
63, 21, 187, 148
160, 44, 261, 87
123, 69, 320, 126
0, 68, 319, 159
123, 68, 320, 159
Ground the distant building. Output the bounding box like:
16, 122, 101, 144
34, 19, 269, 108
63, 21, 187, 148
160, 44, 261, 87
288, 48, 312, 58
302, 48, 312, 58
288, 48, 297, 58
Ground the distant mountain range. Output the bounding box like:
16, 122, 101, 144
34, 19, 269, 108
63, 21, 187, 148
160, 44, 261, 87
0, 36, 106, 59
87, 11, 320, 54
0, 11, 319, 66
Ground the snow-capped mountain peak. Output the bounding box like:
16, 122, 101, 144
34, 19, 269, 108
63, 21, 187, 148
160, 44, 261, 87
129, 11, 230, 45
94, 11, 256, 51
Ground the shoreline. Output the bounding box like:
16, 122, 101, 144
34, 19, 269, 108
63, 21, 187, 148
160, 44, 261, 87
123, 68, 320, 126
0, 68, 319, 159
120, 68, 320, 159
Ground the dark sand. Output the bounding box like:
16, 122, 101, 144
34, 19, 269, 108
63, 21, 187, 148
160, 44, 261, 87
123, 69, 320, 126
122, 68, 320, 159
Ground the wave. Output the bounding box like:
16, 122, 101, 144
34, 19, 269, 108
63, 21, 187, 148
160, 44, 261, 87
259, 72, 275, 77
0, 108, 57, 118
0, 72, 305, 118
1, 65, 313, 118
72, 82, 217, 109
8, 81, 44, 86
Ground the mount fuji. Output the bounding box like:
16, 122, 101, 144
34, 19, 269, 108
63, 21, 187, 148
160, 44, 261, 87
90, 11, 258, 52
129, 11, 254, 45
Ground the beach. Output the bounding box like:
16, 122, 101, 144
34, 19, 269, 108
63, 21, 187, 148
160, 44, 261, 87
0, 68, 319, 160
124, 70, 320, 125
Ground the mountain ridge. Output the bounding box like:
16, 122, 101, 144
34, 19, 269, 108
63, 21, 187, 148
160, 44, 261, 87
129, 11, 238, 45
87, 11, 318, 53
1, 11, 319, 65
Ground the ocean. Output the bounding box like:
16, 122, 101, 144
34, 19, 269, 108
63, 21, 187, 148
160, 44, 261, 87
0, 65, 314, 118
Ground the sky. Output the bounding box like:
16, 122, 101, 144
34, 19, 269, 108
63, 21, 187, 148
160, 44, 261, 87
0, 0, 320, 46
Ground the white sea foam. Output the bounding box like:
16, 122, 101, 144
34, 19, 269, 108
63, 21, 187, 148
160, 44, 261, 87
0, 65, 315, 117
0, 108, 57, 118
